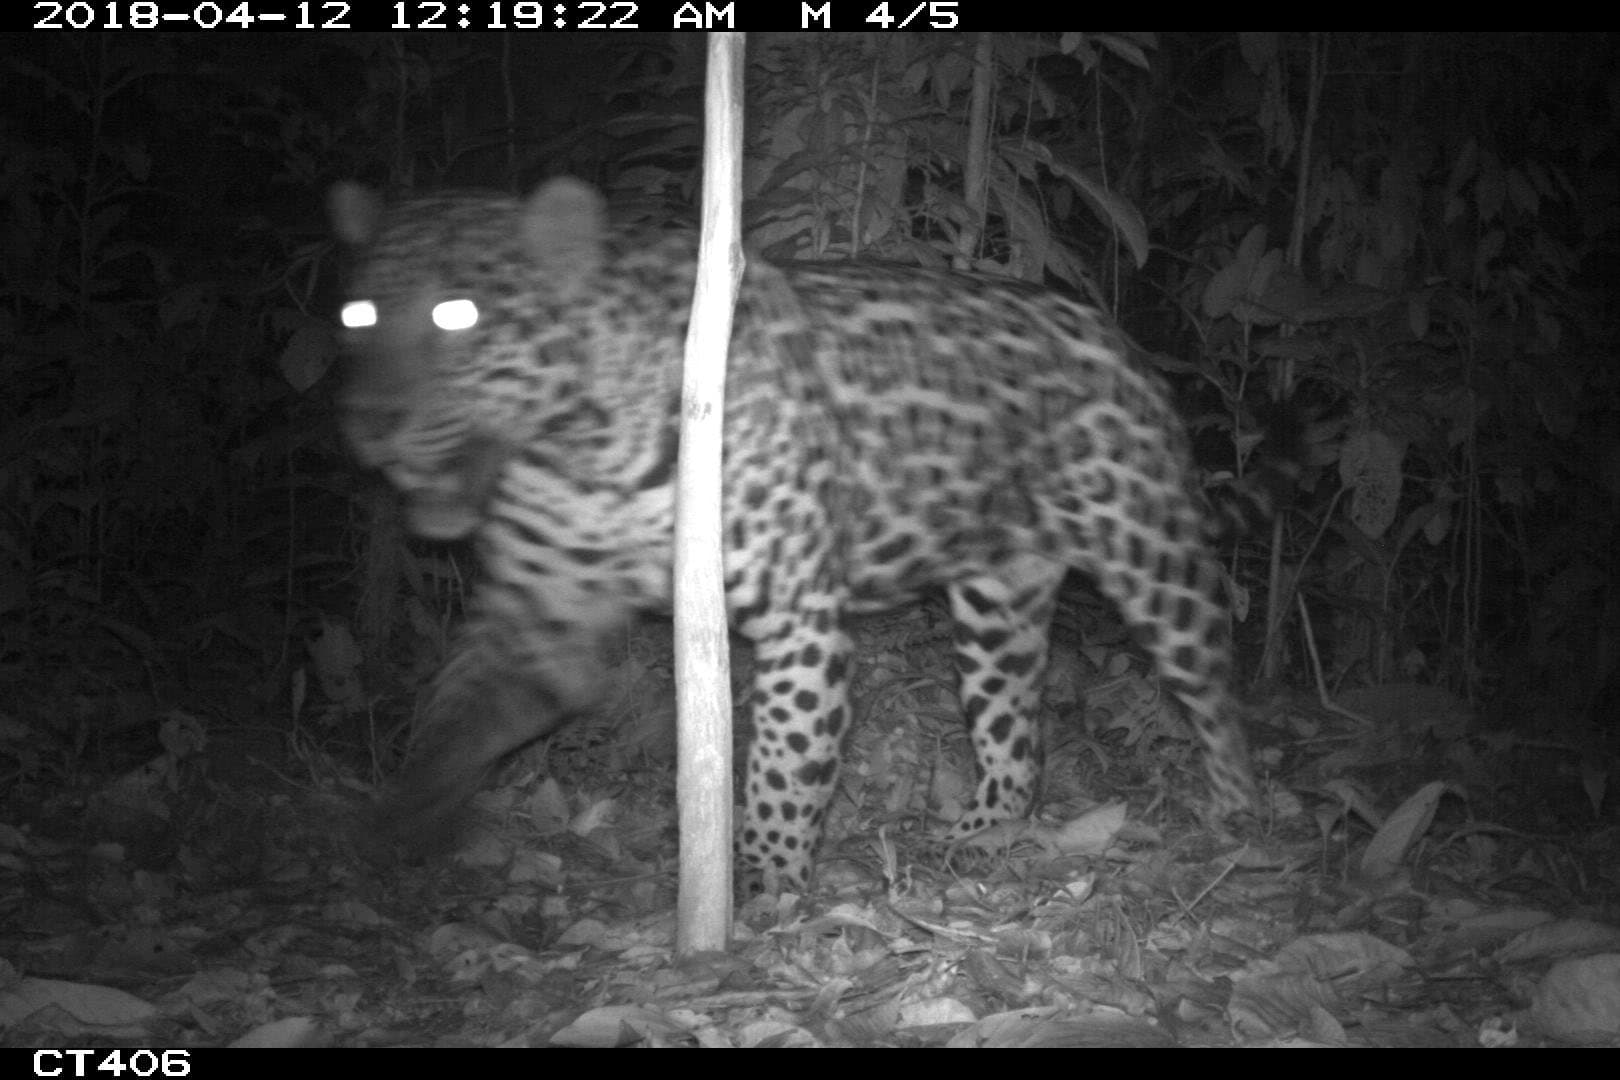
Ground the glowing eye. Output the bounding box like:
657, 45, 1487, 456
433, 299, 479, 331
340, 299, 377, 329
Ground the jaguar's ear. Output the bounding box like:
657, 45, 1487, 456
522, 178, 607, 290
328, 182, 383, 247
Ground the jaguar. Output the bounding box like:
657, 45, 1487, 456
330, 178, 1257, 894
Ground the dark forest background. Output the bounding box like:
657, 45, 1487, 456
2, 32, 1616, 794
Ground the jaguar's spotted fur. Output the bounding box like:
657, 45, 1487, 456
331, 178, 1256, 892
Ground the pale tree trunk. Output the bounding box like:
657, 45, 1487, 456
675, 32, 745, 955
